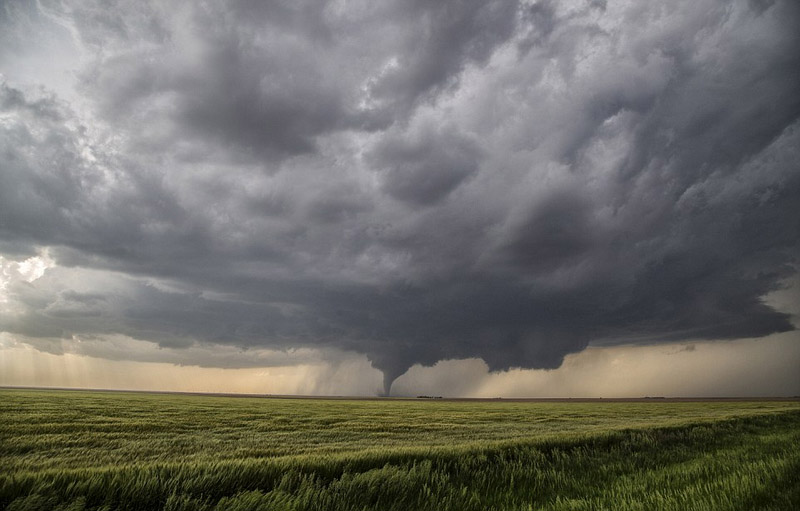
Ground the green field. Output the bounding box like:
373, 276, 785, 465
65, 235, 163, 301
1, 389, 799, 510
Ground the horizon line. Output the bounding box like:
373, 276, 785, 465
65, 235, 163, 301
2, 385, 799, 402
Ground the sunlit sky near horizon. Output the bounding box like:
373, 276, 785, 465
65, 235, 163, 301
1, 0, 799, 397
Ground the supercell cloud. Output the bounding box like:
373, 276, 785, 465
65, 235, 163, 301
1, 0, 799, 394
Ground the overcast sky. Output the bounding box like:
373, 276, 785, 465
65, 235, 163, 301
1, 0, 799, 396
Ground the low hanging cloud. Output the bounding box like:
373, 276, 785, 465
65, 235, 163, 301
1, 0, 799, 395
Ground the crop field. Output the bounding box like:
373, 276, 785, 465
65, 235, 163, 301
1, 389, 799, 510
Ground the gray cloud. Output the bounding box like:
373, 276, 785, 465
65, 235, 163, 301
1, 0, 799, 395
369, 121, 483, 205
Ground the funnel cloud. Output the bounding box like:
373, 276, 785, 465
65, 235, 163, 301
1, 0, 799, 394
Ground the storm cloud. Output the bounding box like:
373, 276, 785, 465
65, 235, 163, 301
1, 0, 799, 395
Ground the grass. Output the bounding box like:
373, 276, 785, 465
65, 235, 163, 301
1, 389, 798, 510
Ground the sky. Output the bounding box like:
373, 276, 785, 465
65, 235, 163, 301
1, 0, 799, 397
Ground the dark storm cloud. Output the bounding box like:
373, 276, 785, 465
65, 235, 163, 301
1, 0, 799, 394
368, 122, 483, 205
67, 0, 518, 163
500, 189, 596, 271
365, 0, 519, 114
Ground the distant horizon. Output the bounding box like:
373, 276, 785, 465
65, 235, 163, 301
5, 385, 800, 402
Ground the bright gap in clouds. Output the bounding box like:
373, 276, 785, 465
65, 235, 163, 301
0, 252, 55, 308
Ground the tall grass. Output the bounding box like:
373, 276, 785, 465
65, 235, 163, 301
1, 389, 798, 510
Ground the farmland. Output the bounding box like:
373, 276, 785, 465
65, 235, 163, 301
1, 388, 799, 510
